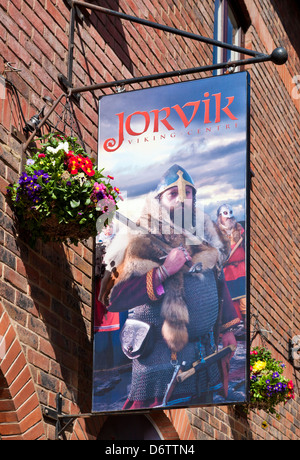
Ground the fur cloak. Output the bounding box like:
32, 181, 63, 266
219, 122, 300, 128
100, 193, 230, 353
216, 215, 244, 245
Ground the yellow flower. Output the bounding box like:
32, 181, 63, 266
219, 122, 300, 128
262, 421, 268, 429
252, 360, 266, 373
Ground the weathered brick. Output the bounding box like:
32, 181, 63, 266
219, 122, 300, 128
16, 292, 36, 314
27, 348, 49, 373
2, 300, 27, 326
0, 279, 16, 303
38, 370, 59, 393
4, 266, 27, 293
28, 285, 50, 308
0, 246, 16, 269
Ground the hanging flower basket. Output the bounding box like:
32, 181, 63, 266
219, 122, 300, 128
245, 346, 295, 416
7, 133, 121, 246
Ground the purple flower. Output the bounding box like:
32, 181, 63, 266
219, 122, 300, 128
17, 170, 49, 204
96, 191, 105, 200
34, 170, 50, 182
18, 172, 31, 185
272, 372, 279, 379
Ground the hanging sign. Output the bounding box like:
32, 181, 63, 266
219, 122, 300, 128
92, 72, 250, 413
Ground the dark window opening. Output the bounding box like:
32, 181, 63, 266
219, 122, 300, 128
213, 0, 250, 74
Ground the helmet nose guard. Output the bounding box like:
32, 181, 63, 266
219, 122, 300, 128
155, 164, 196, 202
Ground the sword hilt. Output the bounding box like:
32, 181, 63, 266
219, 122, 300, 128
177, 344, 236, 383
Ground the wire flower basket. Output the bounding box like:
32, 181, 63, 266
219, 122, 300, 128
247, 346, 295, 415
7, 133, 121, 246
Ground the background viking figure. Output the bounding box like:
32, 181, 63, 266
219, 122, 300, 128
216, 204, 246, 322
100, 164, 240, 409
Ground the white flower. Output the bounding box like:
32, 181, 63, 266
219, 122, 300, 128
76, 172, 87, 186
47, 141, 69, 154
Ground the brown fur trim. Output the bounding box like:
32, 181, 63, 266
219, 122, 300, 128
160, 273, 189, 351
161, 321, 189, 353
100, 196, 231, 352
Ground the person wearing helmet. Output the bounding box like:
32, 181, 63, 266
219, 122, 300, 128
216, 204, 246, 322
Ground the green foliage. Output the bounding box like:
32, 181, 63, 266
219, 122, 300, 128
249, 346, 294, 415
7, 133, 121, 246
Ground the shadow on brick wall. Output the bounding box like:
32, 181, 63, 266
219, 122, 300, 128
270, 0, 300, 57
73, 0, 134, 83
227, 405, 253, 440
16, 234, 94, 415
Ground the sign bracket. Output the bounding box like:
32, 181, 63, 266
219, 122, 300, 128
42, 392, 150, 440
59, 1, 287, 96
23, 1, 287, 153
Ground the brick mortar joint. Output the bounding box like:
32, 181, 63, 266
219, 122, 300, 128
0, 142, 22, 172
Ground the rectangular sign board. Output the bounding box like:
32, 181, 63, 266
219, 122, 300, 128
92, 72, 250, 413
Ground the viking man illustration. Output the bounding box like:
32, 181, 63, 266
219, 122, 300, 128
100, 164, 239, 409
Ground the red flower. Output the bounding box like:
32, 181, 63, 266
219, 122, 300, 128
67, 156, 80, 173
82, 165, 95, 176
38, 153, 46, 158
65, 152, 95, 176
84, 158, 93, 168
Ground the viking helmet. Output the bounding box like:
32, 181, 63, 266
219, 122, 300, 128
155, 164, 196, 202
217, 203, 234, 218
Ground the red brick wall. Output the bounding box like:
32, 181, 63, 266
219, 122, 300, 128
0, 0, 299, 440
